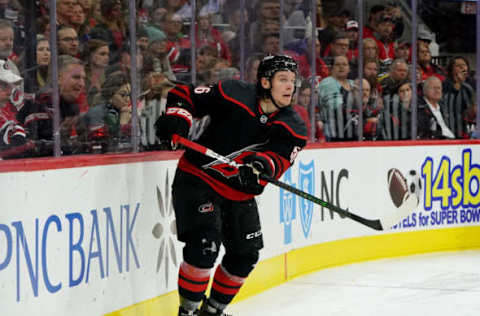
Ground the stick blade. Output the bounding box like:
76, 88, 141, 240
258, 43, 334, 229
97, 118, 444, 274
380, 194, 419, 230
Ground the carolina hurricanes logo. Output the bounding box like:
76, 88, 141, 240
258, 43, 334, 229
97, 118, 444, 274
202, 142, 267, 178
198, 202, 214, 213
209, 151, 254, 178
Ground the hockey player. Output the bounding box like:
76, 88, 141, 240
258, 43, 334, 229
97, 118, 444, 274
155, 55, 307, 316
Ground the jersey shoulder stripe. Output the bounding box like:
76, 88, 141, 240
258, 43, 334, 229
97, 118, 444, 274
218, 80, 257, 117
271, 108, 308, 140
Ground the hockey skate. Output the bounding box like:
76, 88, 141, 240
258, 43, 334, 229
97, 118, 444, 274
178, 306, 198, 316
198, 299, 231, 316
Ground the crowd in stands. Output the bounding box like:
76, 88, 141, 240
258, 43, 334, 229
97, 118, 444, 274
0, 0, 478, 159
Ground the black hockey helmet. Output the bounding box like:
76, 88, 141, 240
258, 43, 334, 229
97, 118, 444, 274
256, 55, 298, 82
256, 55, 299, 103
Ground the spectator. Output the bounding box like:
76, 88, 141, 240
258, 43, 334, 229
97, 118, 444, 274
249, 0, 281, 49
252, 19, 281, 52
417, 76, 455, 139
318, 9, 351, 56
208, 57, 230, 84
385, 1, 405, 41
161, 12, 190, 73
363, 4, 386, 39
259, 33, 280, 56
0, 0, 23, 55
345, 20, 359, 57
417, 41, 445, 82
196, 9, 231, 64
78, 0, 94, 21
162, 0, 191, 19
222, 6, 252, 69
70, 3, 91, 43
349, 38, 381, 78
379, 58, 409, 96
89, 0, 127, 63
136, 27, 150, 53
317, 55, 356, 141
417, 28, 434, 49
363, 37, 380, 61
282, 0, 309, 45
56, 0, 76, 26
322, 31, 350, 68
382, 79, 412, 140
395, 41, 410, 63
353, 78, 382, 140
365, 15, 396, 67
142, 27, 176, 81
18, 55, 88, 154
106, 44, 144, 84
297, 37, 329, 82
57, 26, 80, 57
92, 0, 103, 22
83, 73, 134, 152
245, 53, 263, 84
193, 45, 218, 81
82, 39, 110, 106
442, 56, 476, 138
0, 59, 26, 153
149, 5, 167, 29
37, 15, 51, 39
34, 35, 51, 92
0, 19, 19, 76
293, 80, 313, 141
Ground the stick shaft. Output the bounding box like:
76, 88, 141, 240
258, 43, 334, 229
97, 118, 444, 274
172, 134, 383, 230
0, 141, 35, 159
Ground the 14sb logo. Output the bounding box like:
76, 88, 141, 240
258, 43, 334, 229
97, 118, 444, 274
422, 149, 480, 210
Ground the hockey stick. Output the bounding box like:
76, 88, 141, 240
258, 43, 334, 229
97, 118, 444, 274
171, 134, 418, 231
0, 140, 35, 159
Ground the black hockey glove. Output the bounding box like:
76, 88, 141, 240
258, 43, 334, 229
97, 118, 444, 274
154, 110, 191, 150
238, 152, 275, 195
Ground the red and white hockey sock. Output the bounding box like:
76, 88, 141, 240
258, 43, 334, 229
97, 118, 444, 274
178, 261, 211, 310
209, 264, 246, 308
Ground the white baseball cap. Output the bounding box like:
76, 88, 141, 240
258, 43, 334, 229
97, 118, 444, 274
0, 59, 22, 84
346, 20, 359, 30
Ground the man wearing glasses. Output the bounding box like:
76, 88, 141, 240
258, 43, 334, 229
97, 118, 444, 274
58, 26, 80, 57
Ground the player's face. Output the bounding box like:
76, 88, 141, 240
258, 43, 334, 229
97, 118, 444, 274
269, 70, 296, 107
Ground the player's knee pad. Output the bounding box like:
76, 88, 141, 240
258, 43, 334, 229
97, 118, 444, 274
222, 250, 260, 278
183, 230, 221, 269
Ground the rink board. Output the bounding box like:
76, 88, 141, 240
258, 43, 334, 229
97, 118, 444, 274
0, 141, 479, 315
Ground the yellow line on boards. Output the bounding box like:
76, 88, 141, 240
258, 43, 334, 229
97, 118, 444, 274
106, 226, 480, 316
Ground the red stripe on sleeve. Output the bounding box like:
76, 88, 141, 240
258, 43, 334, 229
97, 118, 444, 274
265, 151, 290, 178
272, 120, 308, 141
171, 87, 194, 108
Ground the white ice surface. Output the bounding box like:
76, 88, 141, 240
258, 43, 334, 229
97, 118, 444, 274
229, 250, 480, 316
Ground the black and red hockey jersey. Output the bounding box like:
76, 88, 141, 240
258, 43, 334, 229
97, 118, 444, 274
166, 79, 307, 201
